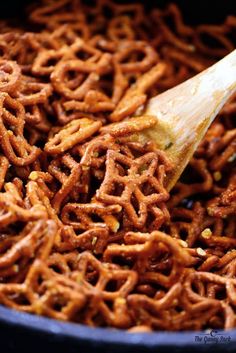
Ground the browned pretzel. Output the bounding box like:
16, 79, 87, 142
0, 93, 41, 166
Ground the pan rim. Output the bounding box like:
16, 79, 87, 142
0, 304, 236, 349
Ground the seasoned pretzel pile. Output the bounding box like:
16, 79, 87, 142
0, 0, 235, 331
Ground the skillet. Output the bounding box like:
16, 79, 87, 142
0, 1, 235, 352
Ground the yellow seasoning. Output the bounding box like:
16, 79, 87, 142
213, 171, 222, 181
197, 247, 206, 257
179, 240, 188, 248
29, 171, 39, 181
201, 228, 212, 239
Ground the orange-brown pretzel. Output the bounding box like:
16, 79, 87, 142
96, 148, 171, 229
0, 93, 41, 166
44, 118, 102, 154
110, 62, 166, 121
0, 59, 21, 93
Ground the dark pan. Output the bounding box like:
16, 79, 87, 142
0, 1, 235, 352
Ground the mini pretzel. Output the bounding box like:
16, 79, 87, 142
64, 90, 115, 114
48, 153, 82, 212
61, 202, 121, 232
115, 41, 158, 73
96, 149, 170, 228
44, 118, 102, 154
0, 93, 41, 166
100, 115, 157, 137
168, 158, 213, 208
32, 46, 70, 76
207, 174, 236, 218
29, 0, 79, 26
0, 59, 21, 93
32, 38, 101, 76
107, 16, 135, 42
51, 54, 112, 100
194, 24, 234, 58
151, 8, 195, 53
0, 155, 9, 190
16, 79, 52, 105
56, 225, 110, 255
110, 62, 166, 121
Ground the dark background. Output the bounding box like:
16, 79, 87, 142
0, 0, 236, 23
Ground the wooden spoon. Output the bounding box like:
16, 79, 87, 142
102, 49, 236, 190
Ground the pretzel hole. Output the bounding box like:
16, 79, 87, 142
4, 103, 18, 118
130, 195, 140, 213
0, 47, 5, 57
178, 228, 189, 240
46, 57, 61, 67
141, 182, 157, 196
180, 198, 194, 209
99, 73, 114, 97
49, 264, 64, 274
9, 292, 31, 306
108, 255, 134, 267
48, 295, 69, 312
120, 50, 146, 63
85, 267, 99, 285
111, 181, 125, 197
90, 213, 104, 223
128, 74, 138, 85
65, 70, 81, 82
105, 279, 121, 292
74, 50, 94, 61
138, 164, 148, 175
215, 287, 227, 301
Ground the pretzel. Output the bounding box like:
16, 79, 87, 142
194, 24, 234, 58
96, 146, 171, 229
161, 46, 207, 73
104, 231, 192, 288
52, 99, 91, 125
61, 202, 121, 232
0, 155, 9, 190
107, 16, 135, 42
51, 54, 112, 100
207, 174, 236, 218
0, 59, 21, 93
151, 8, 195, 53
0, 196, 45, 229
0, 220, 54, 270
17, 81, 52, 106
168, 202, 204, 247
114, 41, 158, 73
29, 0, 83, 26
44, 118, 102, 154
75, 251, 137, 327
110, 62, 166, 121
168, 158, 213, 208
32, 38, 101, 76
48, 153, 82, 212
64, 90, 115, 114
0, 257, 87, 321
0, 93, 41, 166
